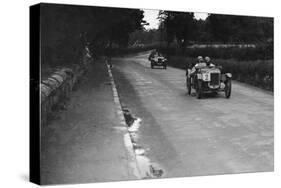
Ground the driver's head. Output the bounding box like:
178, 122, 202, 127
205, 56, 211, 64
197, 56, 203, 63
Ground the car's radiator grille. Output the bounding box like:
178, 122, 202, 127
210, 73, 220, 85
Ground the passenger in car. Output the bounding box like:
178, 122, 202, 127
205, 56, 215, 67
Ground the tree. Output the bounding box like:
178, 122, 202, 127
158, 11, 196, 52
106, 9, 147, 48
41, 4, 146, 66
129, 29, 161, 45
205, 14, 233, 43
205, 14, 273, 43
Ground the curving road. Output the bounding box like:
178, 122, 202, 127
111, 51, 274, 178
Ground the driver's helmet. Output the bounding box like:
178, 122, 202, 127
197, 56, 204, 63
205, 56, 211, 63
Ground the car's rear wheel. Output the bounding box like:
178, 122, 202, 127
196, 80, 202, 99
225, 79, 231, 98
186, 77, 191, 95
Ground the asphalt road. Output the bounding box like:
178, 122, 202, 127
111, 51, 274, 178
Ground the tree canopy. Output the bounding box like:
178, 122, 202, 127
158, 11, 195, 50
205, 14, 273, 43
158, 11, 273, 45
41, 4, 146, 66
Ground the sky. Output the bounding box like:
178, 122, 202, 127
143, 9, 160, 30
194, 12, 209, 20
143, 9, 208, 30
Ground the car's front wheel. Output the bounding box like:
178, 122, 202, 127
196, 80, 202, 99
186, 77, 191, 95
225, 79, 231, 98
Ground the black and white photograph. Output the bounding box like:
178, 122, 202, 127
29, 2, 273, 186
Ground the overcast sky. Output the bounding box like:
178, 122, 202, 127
143, 9, 208, 30
143, 9, 160, 30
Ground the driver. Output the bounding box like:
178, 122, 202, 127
190, 56, 206, 76
196, 56, 206, 66
148, 49, 157, 61
205, 56, 215, 67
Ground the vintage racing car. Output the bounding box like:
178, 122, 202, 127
149, 54, 167, 69
186, 65, 232, 99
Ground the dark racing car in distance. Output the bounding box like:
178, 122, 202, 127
148, 50, 167, 69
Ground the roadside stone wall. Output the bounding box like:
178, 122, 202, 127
41, 52, 92, 126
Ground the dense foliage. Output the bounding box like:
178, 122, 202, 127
41, 4, 146, 67
157, 11, 273, 46
158, 43, 273, 60
204, 14, 273, 43
158, 11, 196, 50
129, 29, 161, 45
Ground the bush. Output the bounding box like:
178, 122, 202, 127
158, 43, 273, 61
105, 43, 160, 56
